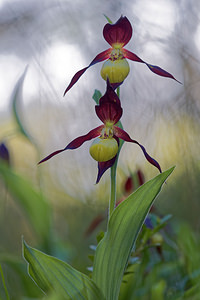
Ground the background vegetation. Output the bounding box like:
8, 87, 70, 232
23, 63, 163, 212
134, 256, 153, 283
0, 0, 200, 298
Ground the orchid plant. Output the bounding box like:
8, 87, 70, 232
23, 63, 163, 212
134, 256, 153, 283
39, 79, 161, 183
64, 16, 180, 95
23, 15, 178, 300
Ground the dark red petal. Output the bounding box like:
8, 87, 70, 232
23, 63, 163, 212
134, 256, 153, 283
99, 78, 121, 106
123, 48, 181, 83
66, 125, 104, 149
38, 149, 66, 164
96, 136, 119, 183
122, 48, 144, 63
96, 156, 117, 184
38, 125, 104, 164
96, 78, 122, 124
146, 64, 182, 83
95, 102, 122, 125
114, 126, 162, 173
124, 176, 134, 194
137, 169, 145, 186
63, 48, 112, 95
103, 16, 132, 47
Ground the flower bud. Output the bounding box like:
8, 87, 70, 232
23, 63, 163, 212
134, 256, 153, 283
101, 58, 130, 83
150, 233, 164, 246
89, 137, 118, 162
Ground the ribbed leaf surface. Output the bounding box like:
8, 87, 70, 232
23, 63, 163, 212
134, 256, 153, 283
92, 167, 175, 300
23, 240, 104, 300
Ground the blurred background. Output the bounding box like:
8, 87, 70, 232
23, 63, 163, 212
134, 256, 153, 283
0, 0, 200, 298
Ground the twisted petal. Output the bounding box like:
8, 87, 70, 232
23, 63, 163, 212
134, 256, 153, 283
96, 136, 119, 183
123, 48, 181, 83
103, 16, 132, 47
114, 126, 162, 173
38, 125, 104, 164
96, 156, 117, 184
64, 48, 112, 95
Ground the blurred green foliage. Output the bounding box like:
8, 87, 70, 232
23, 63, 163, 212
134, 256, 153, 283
0, 69, 200, 299
119, 218, 200, 300
0, 157, 200, 299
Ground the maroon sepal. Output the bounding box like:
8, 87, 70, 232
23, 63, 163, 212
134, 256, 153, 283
114, 126, 162, 173
137, 169, 145, 186
96, 79, 122, 124
124, 176, 134, 194
99, 78, 121, 106
122, 49, 144, 63
96, 136, 119, 183
95, 102, 122, 125
146, 64, 182, 83
123, 48, 181, 83
103, 16, 132, 47
38, 125, 104, 164
38, 149, 66, 164
66, 125, 104, 149
63, 48, 112, 95
96, 155, 117, 184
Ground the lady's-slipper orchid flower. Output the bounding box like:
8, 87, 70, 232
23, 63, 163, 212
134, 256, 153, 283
39, 80, 161, 183
64, 16, 180, 95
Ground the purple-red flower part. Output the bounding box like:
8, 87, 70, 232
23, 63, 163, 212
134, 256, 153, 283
39, 80, 161, 183
64, 16, 181, 95
0, 142, 10, 165
103, 16, 132, 47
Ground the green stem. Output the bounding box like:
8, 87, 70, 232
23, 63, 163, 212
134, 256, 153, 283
108, 87, 123, 219
0, 264, 10, 300
109, 157, 118, 218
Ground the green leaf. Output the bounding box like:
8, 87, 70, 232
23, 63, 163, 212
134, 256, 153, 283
0, 162, 51, 247
92, 89, 102, 105
23, 239, 105, 300
92, 167, 175, 300
12, 66, 32, 141
96, 231, 105, 244
0, 253, 42, 298
182, 282, 200, 299
103, 15, 113, 24
0, 264, 10, 300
